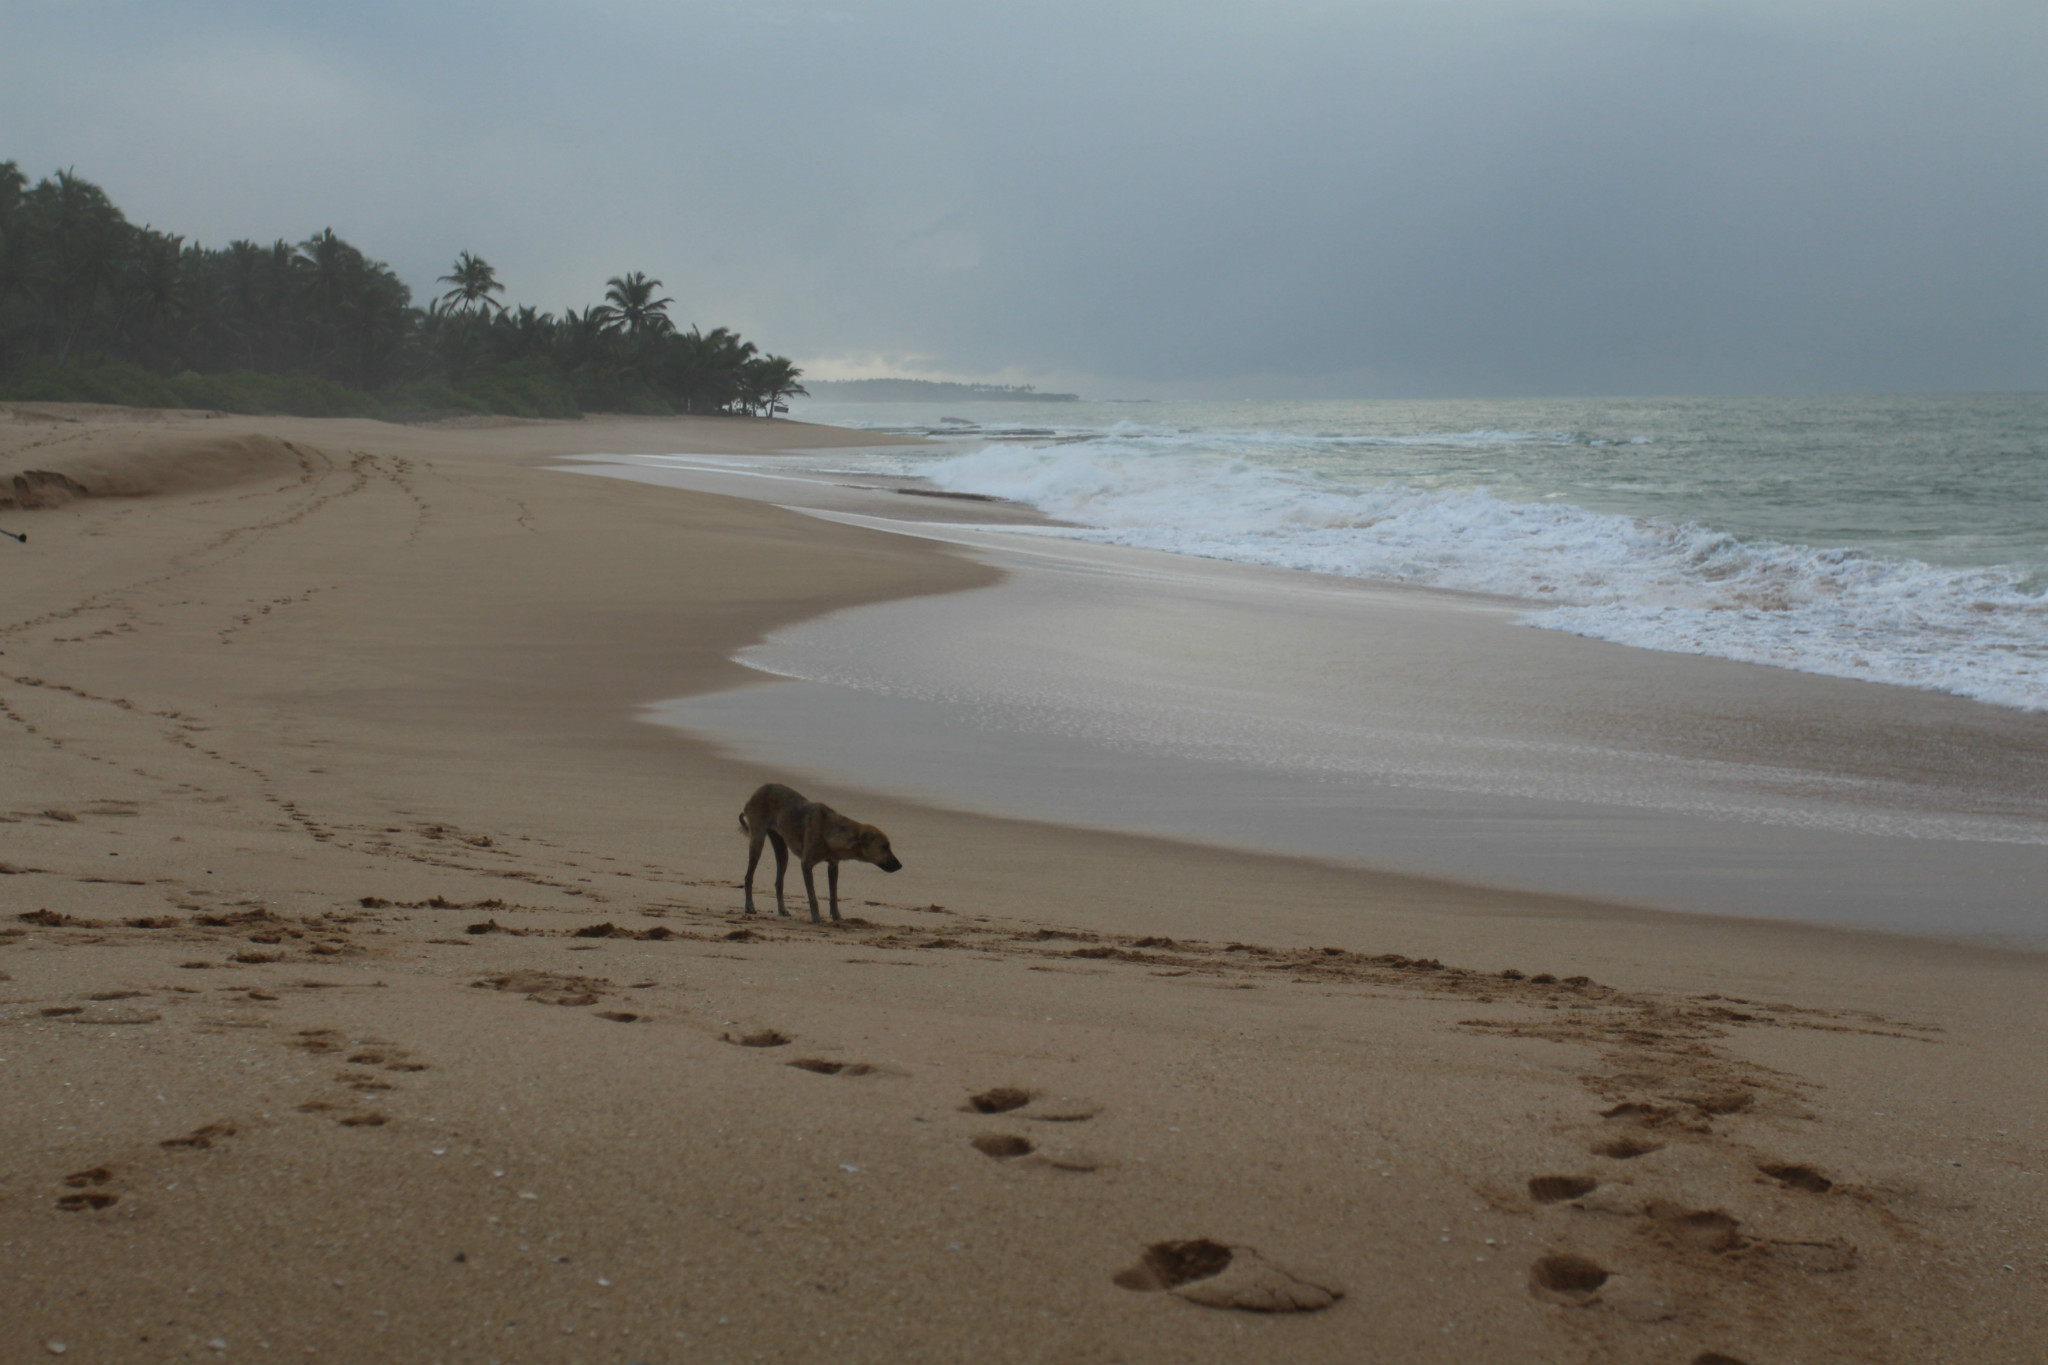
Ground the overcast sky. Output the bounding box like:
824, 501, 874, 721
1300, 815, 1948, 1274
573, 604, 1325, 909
4, 0, 2043, 397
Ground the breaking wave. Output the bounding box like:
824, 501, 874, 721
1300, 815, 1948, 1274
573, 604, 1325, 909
917, 438, 2048, 711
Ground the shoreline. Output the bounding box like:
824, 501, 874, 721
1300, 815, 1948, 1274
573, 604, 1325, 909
782, 392, 2048, 718
2, 406, 2044, 1364
574, 451, 2048, 948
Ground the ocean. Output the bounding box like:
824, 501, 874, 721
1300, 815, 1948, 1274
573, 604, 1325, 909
787, 393, 2048, 711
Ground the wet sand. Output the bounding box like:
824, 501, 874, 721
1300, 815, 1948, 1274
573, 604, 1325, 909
2, 405, 2045, 1364
593, 453, 2048, 943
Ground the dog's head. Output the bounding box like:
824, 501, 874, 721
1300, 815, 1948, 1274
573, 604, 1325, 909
824, 813, 903, 872
854, 825, 902, 873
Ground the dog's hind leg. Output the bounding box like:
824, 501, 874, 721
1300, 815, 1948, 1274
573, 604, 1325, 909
742, 831, 765, 914
768, 831, 791, 917
826, 860, 842, 923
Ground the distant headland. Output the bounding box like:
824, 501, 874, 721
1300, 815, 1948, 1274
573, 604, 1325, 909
804, 379, 1080, 403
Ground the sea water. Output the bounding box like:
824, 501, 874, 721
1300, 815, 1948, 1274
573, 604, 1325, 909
789, 393, 2048, 711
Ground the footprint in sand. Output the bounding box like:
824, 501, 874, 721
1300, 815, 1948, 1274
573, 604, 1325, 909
967, 1086, 1031, 1114
56, 1166, 120, 1211
968, 1132, 1100, 1172
1527, 1175, 1599, 1204
721, 1028, 790, 1048
285, 1029, 429, 1117
290, 1028, 344, 1054
1757, 1161, 1833, 1193
471, 971, 608, 1007
1113, 1239, 1340, 1312
56, 1190, 119, 1211
788, 1058, 877, 1076
1592, 1135, 1662, 1159
1644, 1200, 1744, 1253
291, 1029, 428, 1073
1527, 1251, 1610, 1304
1535, 1175, 1752, 1259
970, 1134, 1035, 1159
964, 1086, 1100, 1122
1529, 1254, 1686, 1323
296, 1100, 392, 1127
1681, 1088, 1756, 1117
161, 1122, 236, 1151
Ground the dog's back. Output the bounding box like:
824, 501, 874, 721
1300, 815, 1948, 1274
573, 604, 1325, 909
739, 781, 808, 838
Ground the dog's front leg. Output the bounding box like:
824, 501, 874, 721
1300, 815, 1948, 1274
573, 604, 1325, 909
800, 859, 823, 924
827, 860, 841, 922
769, 832, 790, 917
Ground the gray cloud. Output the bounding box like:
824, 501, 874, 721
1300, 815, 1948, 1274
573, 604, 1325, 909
5, 0, 2042, 396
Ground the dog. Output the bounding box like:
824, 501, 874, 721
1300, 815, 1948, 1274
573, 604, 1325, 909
738, 783, 902, 923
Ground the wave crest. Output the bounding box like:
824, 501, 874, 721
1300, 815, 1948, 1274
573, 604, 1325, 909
922, 440, 2048, 711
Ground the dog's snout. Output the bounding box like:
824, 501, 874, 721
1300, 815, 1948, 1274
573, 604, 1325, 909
880, 856, 903, 873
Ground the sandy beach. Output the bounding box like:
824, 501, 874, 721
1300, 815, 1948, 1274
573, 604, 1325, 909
3, 404, 2045, 1364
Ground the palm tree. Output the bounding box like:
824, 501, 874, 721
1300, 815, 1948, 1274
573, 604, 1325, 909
491, 304, 553, 363
293, 228, 360, 368
749, 355, 806, 417
0, 160, 28, 308
118, 229, 187, 365
437, 251, 504, 314
41, 170, 134, 362
602, 272, 672, 337
255, 239, 298, 371
291, 229, 410, 382
0, 161, 30, 372
555, 306, 616, 370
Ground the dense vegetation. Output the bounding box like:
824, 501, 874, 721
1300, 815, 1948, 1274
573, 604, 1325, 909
0, 162, 805, 421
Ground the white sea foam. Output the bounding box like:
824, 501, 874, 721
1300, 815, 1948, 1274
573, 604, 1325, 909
915, 439, 2048, 711
832, 415, 1611, 451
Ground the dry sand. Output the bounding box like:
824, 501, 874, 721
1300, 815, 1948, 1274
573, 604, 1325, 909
1, 403, 2044, 1364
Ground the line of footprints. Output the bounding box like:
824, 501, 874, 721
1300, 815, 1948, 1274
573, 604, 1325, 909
51, 1024, 432, 1214
45, 988, 1819, 1358
717, 1024, 1344, 1314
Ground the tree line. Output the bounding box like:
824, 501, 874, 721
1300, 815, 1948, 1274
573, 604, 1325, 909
0, 162, 805, 420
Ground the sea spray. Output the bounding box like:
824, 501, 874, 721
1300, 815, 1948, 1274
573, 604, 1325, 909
893, 427, 2048, 711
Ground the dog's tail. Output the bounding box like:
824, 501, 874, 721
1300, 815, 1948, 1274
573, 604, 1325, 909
737, 809, 751, 835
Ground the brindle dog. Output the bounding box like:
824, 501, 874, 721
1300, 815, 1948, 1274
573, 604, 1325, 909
738, 782, 902, 923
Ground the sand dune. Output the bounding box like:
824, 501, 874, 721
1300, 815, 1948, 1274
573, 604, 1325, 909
1, 405, 2042, 1364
